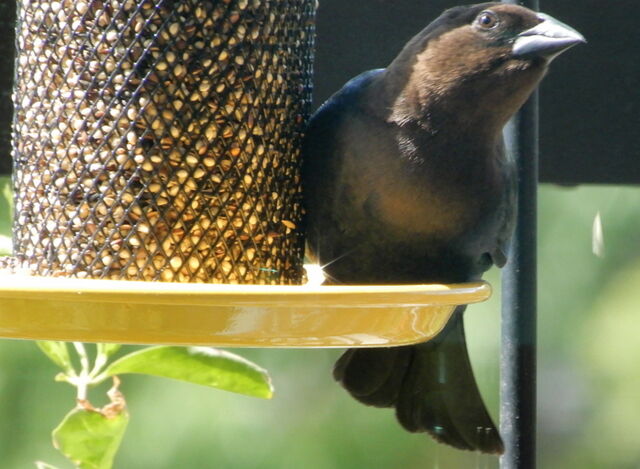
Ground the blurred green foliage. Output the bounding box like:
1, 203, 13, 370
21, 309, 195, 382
0, 183, 639, 468
0, 175, 11, 254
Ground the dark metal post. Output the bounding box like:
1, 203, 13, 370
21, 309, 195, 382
500, 1, 539, 468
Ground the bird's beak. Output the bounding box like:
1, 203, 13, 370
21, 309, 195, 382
512, 13, 586, 61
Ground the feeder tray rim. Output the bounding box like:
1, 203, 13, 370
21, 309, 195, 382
0, 274, 491, 348
0, 274, 490, 303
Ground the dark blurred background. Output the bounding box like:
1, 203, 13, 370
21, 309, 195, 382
1, 2, 639, 468
1, 1, 638, 183
0, 0, 15, 176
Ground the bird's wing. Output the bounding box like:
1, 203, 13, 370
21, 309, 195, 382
302, 69, 386, 263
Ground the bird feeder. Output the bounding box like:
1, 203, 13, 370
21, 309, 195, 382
12, 0, 312, 284
0, 0, 491, 347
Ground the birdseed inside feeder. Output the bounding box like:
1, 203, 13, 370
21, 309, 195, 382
9, 0, 315, 284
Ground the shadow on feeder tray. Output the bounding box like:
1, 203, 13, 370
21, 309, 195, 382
0, 264, 490, 347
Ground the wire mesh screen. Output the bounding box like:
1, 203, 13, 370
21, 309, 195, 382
11, 0, 315, 283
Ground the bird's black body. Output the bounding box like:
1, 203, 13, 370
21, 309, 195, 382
302, 2, 584, 454
304, 68, 511, 285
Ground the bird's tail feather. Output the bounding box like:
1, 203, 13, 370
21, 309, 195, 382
333, 308, 503, 454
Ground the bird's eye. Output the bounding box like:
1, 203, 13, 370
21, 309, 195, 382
476, 11, 499, 29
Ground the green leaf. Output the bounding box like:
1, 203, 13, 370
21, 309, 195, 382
53, 407, 128, 469
104, 346, 273, 399
96, 343, 121, 359
37, 341, 75, 374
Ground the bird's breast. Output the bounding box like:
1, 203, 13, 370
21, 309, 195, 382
356, 146, 506, 247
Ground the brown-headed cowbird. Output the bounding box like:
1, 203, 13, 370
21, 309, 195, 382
302, 3, 584, 454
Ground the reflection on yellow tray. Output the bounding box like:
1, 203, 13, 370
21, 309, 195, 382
0, 275, 491, 347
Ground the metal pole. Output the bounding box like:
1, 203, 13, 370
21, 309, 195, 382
500, 1, 539, 468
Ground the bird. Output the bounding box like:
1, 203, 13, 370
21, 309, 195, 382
301, 3, 584, 454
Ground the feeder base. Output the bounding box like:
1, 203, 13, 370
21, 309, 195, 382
0, 274, 490, 347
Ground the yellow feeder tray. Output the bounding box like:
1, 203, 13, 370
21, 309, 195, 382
0, 275, 491, 347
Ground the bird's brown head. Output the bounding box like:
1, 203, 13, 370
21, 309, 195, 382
387, 3, 585, 133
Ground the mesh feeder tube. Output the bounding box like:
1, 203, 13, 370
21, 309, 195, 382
11, 0, 315, 284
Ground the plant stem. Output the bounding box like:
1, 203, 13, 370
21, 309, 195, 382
90, 347, 109, 378
72, 343, 91, 401
72, 342, 90, 373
